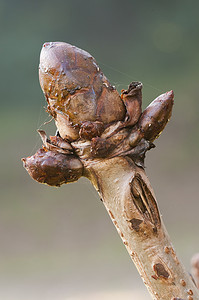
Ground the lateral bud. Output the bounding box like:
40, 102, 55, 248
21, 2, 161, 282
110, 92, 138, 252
138, 90, 174, 142
22, 130, 83, 186
22, 149, 83, 187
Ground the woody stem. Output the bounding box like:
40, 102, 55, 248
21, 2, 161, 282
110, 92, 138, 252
85, 156, 199, 300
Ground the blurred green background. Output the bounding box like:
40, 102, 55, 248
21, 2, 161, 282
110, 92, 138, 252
1, 0, 199, 299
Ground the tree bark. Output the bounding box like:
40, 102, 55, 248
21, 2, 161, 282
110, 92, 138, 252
85, 156, 199, 300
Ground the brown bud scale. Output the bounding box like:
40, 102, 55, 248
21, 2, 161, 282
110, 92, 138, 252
121, 81, 142, 127
79, 121, 104, 140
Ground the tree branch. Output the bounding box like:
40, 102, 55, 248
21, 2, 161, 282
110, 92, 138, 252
86, 156, 198, 299
22, 41, 199, 300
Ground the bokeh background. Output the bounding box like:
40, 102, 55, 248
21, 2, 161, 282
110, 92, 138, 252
1, 0, 199, 299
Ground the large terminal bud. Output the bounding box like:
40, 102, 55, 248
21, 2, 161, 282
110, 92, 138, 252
39, 42, 126, 141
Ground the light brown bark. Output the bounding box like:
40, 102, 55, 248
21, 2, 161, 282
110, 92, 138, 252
84, 156, 199, 300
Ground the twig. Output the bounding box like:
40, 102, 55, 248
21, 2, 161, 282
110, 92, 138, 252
22, 42, 199, 300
